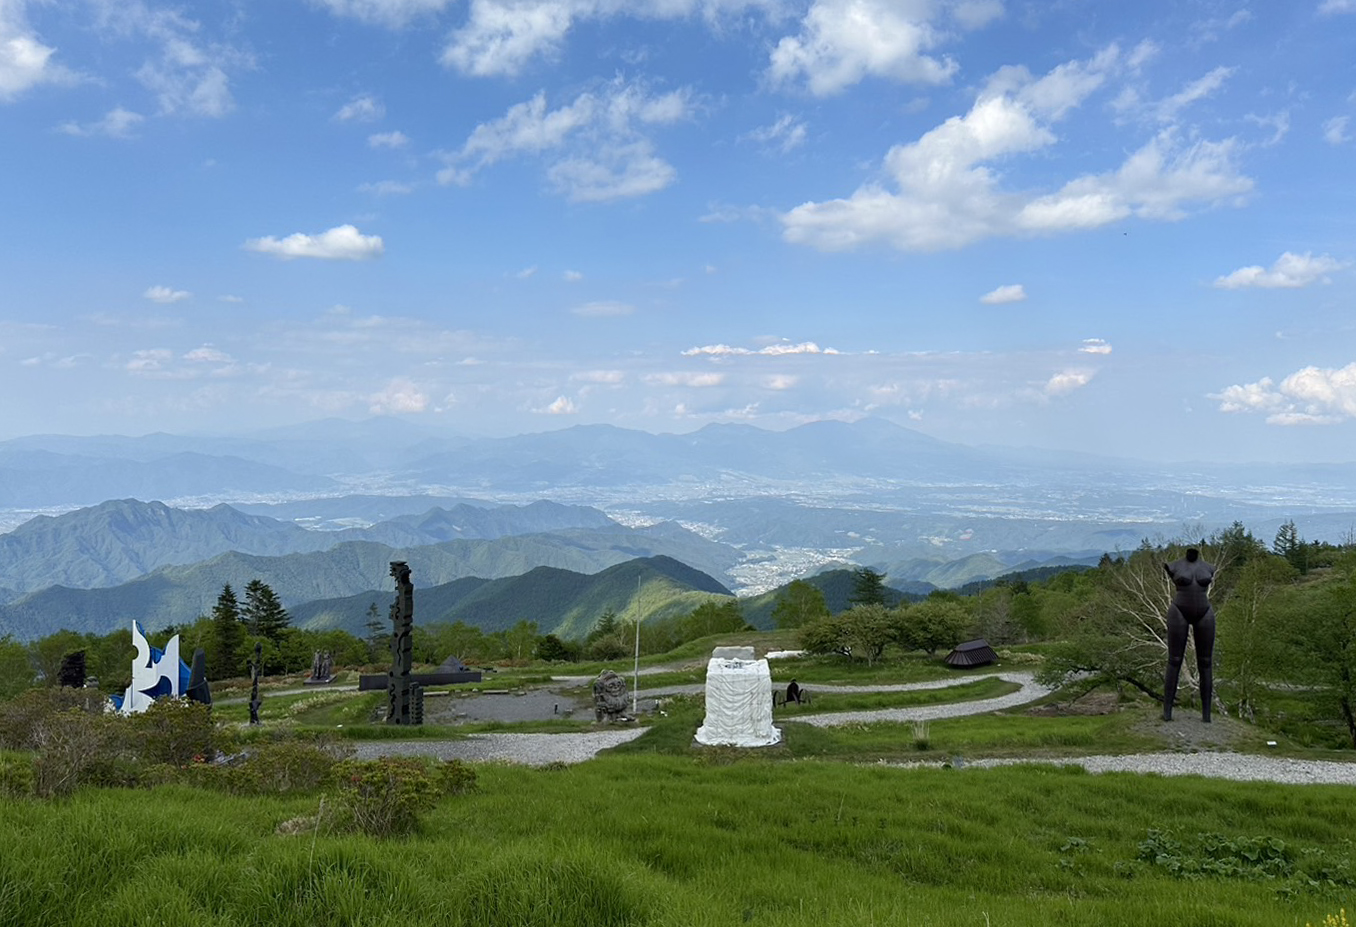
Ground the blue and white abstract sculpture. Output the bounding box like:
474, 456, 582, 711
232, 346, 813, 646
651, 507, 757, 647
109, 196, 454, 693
110, 620, 191, 715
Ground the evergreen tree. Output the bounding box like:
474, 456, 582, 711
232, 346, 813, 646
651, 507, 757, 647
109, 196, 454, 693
849, 566, 888, 607
1273, 520, 1309, 574
242, 579, 290, 642
209, 584, 244, 679
363, 601, 386, 662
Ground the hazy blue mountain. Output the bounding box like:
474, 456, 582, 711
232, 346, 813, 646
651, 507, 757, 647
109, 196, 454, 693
0, 524, 741, 641
294, 555, 731, 638
0, 450, 334, 507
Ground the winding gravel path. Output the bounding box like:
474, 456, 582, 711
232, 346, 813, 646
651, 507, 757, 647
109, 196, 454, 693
351, 670, 1356, 785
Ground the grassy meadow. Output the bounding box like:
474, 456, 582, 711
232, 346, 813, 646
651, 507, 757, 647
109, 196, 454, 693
1, 756, 1352, 927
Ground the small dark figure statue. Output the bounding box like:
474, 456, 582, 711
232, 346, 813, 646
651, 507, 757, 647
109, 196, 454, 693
1163, 548, 1216, 722
785, 680, 802, 705
247, 642, 262, 725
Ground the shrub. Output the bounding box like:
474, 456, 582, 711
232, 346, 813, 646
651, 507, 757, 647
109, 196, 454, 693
127, 697, 216, 767
0, 687, 98, 750
0, 752, 33, 797
194, 739, 351, 795
329, 757, 477, 837
30, 707, 121, 798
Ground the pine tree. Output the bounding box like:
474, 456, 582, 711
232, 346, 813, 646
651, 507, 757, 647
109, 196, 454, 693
849, 566, 888, 607
242, 579, 290, 642
209, 583, 244, 679
1273, 520, 1309, 574
364, 601, 386, 661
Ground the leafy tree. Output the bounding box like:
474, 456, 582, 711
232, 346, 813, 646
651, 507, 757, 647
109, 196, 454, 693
0, 635, 36, 700
679, 599, 748, 640
896, 600, 971, 656
838, 604, 893, 664
503, 620, 539, 663
242, 579, 290, 642
849, 566, 888, 607
27, 629, 85, 687
772, 579, 830, 629
1216, 554, 1295, 721
1283, 554, 1356, 746
429, 621, 486, 665
534, 634, 578, 662
799, 615, 849, 658
208, 583, 245, 680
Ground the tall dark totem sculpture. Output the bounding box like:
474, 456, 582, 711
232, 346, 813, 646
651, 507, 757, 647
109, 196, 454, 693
387, 561, 416, 724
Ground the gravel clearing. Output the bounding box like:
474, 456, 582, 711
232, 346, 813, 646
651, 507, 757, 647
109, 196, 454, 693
351, 729, 646, 766
792, 671, 1054, 726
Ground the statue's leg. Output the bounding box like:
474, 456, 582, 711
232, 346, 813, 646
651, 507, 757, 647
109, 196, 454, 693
1194, 609, 1217, 723
1164, 606, 1188, 721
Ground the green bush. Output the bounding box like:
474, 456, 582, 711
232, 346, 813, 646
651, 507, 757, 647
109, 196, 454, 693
30, 707, 122, 798
127, 698, 216, 767
0, 687, 99, 750
0, 752, 33, 797
329, 757, 477, 837
193, 739, 351, 795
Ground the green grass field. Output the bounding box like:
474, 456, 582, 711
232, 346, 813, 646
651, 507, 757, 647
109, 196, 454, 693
1, 757, 1351, 927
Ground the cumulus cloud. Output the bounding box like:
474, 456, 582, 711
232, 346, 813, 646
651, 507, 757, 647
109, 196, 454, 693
563, 269, 583, 281
437, 78, 691, 201
1214, 252, 1347, 289
1214, 363, 1356, 424
683, 341, 841, 356
441, 0, 773, 78
645, 371, 725, 386
184, 346, 231, 363
334, 94, 384, 122
1324, 115, 1351, 146
763, 374, 798, 389
1, 0, 74, 101
1319, 0, 1356, 13
58, 107, 144, 138
369, 377, 429, 413
144, 285, 191, 304
1079, 338, 1112, 354
126, 348, 174, 372
540, 395, 577, 414
309, 0, 454, 27
980, 284, 1025, 304
243, 225, 385, 261
1044, 369, 1092, 396
572, 301, 633, 317
951, 0, 1003, 29
767, 0, 957, 96
782, 48, 1254, 252
368, 130, 409, 148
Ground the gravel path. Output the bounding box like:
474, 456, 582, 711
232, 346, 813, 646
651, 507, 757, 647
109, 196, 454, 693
791, 671, 1053, 726
351, 729, 646, 766
884, 753, 1356, 785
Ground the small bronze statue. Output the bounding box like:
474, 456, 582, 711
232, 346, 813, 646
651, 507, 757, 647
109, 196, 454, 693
1163, 548, 1216, 722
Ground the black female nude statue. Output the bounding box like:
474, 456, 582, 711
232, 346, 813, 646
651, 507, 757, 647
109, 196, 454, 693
1163, 548, 1215, 722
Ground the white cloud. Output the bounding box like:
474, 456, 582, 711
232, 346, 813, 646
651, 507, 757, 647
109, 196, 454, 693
218, 294, 244, 303
357, 180, 415, 195
572, 369, 624, 384
1214, 363, 1356, 424
1153, 66, 1234, 123
369, 377, 429, 413
368, 130, 409, 148
783, 49, 1253, 253
1214, 252, 1347, 289
310, 0, 454, 27
1319, 0, 1356, 13
126, 348, 173, 372
1323, 115, 1351, 146
441, 0, 775, 78
184, 346, 232, 363
683, 341, 840, 356
767, 0, 957, 96
58, 107, 144, 138
243, 225, 385, 261
0, 0, 73, 101
541, 395, 577, 414
334, 94, 384, 122
1044, 369, 1092, 396
572, 300, 634, 317
645, 371, 725, 386
563, 269, 583, 281
1079, 338, 1112, 355
515, 266, 537, 278
951, 0, 1003, 30
763, 374, 799, 389
744, 114, 808, 153
438, 78, 691, 201
980, 283, 1025, 304
143, 285, 191, 304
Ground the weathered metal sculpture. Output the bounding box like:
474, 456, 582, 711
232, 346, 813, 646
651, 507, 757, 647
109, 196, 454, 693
1163, 548, 1216, 722
112, 621, 188, 714
185, 647, 213, 706
592, 670, 630, 722
387, 561, 416, 724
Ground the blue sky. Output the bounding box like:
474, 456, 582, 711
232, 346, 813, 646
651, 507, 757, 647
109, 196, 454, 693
1, 0, 1353, 463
